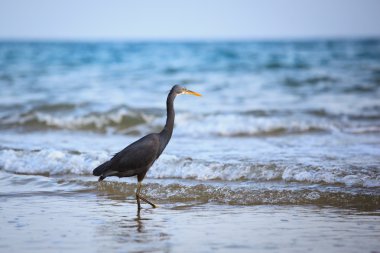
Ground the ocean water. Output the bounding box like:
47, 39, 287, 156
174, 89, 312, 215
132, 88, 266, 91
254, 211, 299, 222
0, 40, 380, 252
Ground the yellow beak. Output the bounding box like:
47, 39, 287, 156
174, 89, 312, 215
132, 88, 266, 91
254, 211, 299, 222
184, 89, 202, 97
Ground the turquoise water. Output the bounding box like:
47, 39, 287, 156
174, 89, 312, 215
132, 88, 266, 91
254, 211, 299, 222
0, 40, 379, 205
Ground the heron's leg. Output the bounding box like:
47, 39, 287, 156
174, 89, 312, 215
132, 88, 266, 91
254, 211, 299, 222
136, 182, 157, 208
136, 183, 141, 210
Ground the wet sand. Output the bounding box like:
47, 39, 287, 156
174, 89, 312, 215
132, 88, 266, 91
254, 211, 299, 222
1, 179, 379, 253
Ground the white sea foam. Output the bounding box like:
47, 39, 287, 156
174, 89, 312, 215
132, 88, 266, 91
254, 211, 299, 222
0, 149, 378, 188
347, 126, 380, 134
0, 149, 107, 175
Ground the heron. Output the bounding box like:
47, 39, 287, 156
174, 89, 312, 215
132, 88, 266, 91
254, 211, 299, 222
93, 85, 201, 209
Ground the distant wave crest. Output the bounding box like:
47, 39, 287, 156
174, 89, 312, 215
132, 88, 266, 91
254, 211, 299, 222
0, 105, 152, 133
1, 103, 379, 137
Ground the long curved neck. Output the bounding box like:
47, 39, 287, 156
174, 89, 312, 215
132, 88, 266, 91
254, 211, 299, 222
159, 90, 176, 154
164, 91, 176, 134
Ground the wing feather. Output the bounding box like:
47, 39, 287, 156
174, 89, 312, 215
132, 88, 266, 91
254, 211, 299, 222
108, 134, 160, 173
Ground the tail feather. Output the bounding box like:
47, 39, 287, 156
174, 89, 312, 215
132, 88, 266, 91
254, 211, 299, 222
93, 161, 111, 176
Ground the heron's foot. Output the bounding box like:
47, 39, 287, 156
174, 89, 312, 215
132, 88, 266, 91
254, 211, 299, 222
135, 182, 157, 209
137, 194, 157, 208
150, 202, 158, 208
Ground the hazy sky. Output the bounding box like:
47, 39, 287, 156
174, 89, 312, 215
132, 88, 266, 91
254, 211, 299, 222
0, 0, 379, 40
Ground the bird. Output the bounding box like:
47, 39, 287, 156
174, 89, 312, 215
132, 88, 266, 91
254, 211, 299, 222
93, 85, 201, 209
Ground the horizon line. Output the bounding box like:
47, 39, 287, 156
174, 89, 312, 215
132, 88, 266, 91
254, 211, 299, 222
0, 35, 379, 43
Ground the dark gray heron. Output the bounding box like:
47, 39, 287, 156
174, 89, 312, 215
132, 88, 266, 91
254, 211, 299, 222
93, 85, 201, 209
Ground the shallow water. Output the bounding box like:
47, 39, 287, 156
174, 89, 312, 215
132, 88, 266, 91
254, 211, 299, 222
0, 40, 380, 251
1, 183, 379, 253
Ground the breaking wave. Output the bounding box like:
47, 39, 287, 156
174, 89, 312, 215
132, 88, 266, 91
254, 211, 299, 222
174, 114, 334, 136
2, 102, 379, 137
0, 105, 154, 133
92, 181, 380, 210
1, 172, 378, 210
0, 148, 378, 188
0, 105, 345, 137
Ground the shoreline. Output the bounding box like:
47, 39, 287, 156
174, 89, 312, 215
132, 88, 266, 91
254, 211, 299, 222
1, 175, 379, 253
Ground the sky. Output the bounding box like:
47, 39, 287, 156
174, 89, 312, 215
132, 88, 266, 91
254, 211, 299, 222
0, 0, 379, 40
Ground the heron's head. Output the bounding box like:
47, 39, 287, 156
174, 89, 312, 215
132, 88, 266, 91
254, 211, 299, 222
171, 85, 202, 97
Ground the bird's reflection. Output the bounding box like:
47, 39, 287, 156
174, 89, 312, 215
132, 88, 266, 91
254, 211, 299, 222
134, 208, 144, 233
95, 199, 169, 248
116, 207, 153, 234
